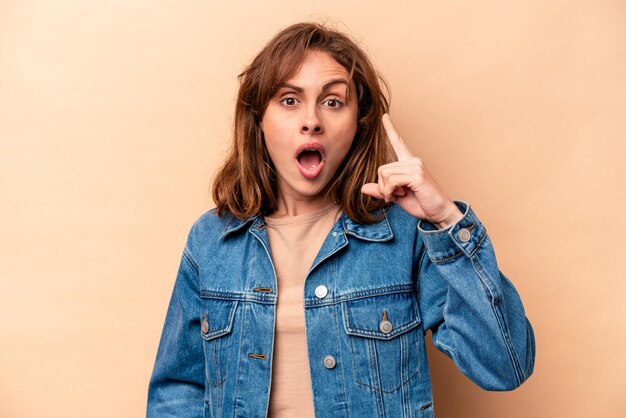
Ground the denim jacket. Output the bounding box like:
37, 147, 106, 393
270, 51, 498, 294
148, 201, 535, 417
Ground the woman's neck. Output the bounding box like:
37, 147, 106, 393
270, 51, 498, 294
270, 194, 334, 219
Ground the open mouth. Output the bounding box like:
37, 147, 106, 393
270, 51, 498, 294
295, 143, 326, 179
297, 149, 323, 169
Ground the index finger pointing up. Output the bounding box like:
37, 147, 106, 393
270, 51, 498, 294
382, 113, 413, 161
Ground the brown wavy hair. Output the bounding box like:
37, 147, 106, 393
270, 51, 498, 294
212, 22, 393, 223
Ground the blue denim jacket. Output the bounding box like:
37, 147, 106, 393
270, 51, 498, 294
148, 201, 535, 417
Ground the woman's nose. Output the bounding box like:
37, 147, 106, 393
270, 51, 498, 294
300, 109, 324, 134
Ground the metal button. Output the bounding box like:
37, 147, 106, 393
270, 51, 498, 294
379, 320, 393, 334
201, 314, 209, 334
332, 231, 338, 237
323, 355, 336, 369
315, 285, 328, 299
457, 228, 471, 243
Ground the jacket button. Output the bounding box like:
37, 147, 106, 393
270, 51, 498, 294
379, 320, 393, 334
201, 315, 209, 334
315, 285, 328, 299
457, 228, 471, 243
323, 355, 336, 369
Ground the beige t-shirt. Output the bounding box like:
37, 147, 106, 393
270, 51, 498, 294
265, 205, 341, 417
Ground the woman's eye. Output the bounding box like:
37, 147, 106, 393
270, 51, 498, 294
323, 98, 343, 109
280, 97, 298, 107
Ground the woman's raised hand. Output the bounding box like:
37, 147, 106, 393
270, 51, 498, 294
361, 114, 463, 229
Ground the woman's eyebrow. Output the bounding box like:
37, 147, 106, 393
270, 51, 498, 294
279, 83, 304, 93
278, 79, 349, 94
321, 79, 348, 93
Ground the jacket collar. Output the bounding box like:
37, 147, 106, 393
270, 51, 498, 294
219, 215, 257, 240
220, 208, 393, 242
340, 209, 393, 242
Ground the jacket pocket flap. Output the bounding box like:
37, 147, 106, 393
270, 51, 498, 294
199, 299, 238, 340
342, 292, 421, 340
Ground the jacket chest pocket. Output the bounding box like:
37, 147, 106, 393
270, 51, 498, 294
341, 291, 421, 393
200, 299, 238, 387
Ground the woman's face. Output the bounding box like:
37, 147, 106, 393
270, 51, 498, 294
261, 50, 358, 215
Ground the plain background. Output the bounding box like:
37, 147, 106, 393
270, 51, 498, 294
1, 1, 625, 417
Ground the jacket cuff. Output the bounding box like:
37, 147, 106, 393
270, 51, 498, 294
418, 201, 486, 262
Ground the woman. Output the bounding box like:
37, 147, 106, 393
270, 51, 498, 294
148, 22, 535, 417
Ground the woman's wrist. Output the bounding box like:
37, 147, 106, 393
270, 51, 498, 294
433, 204, 464, 230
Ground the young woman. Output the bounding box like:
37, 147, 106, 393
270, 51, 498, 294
148, 22, 535, 417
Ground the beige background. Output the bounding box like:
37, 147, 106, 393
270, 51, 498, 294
1, 1, 625, 417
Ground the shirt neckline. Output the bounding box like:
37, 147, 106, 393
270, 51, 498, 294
264, 205, 341, 227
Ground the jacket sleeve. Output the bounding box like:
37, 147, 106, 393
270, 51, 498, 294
147, 247, 205, 417
417, 201, 535, 391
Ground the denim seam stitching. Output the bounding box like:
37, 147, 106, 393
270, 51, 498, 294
200, 301, 238, 341
330, 261, 350, 418
344, 320, 420, 339
201, 330, 227, 388
429, 231, 486, 264
353, 366, 420, 394
343, 230, 393, 242
370, 338, 385, 417
306, 284, 415, 307
214, 336, 222, 387
200, 291, 276, 304
308, 233, 349, 275
231, 302, 246, 418
471, 255, 524, 385
182, 248, 199, 274
348, 328, 360, 395
400, 333, 408, 418
429, 250, 463, 263
349, 336, 421, 394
